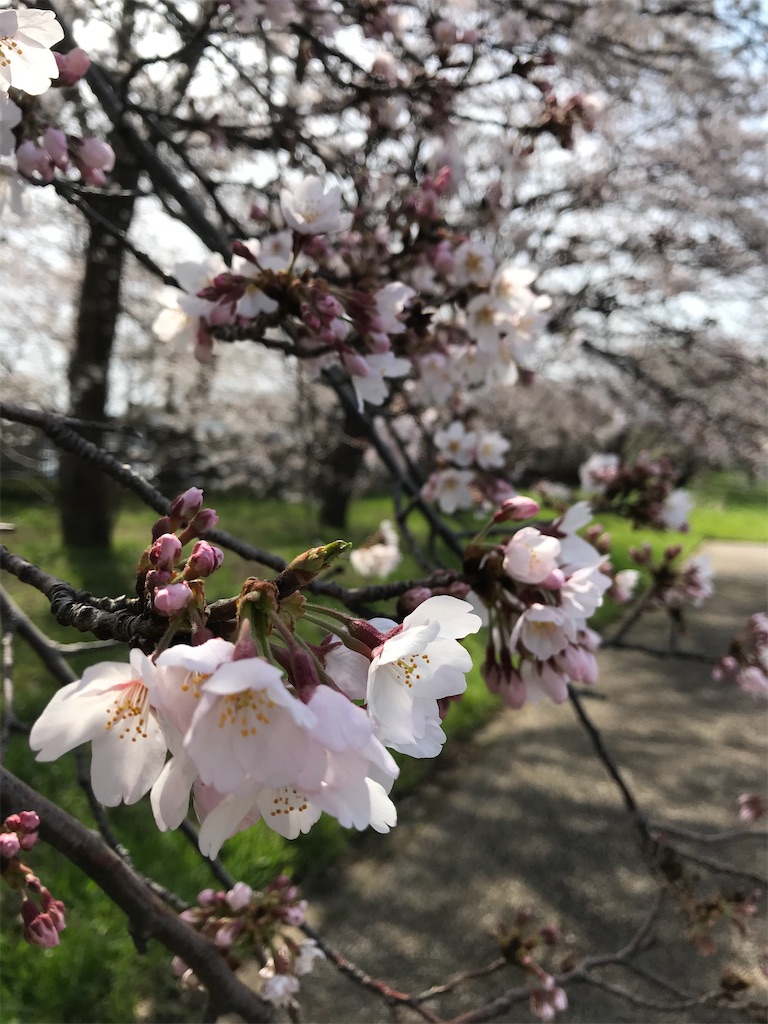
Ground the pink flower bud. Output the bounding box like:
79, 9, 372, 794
154, 583, 193, 616
3, 814, 21, 830
225, 881, 253, 912
21, 902, 60, 948
0, 832, 20, 858
150, 533, 183, 570
189, 508, 219, 537
42, 892, 66, 932
494, 495, 540, 522
397, 586, 433, 616
55, 48, 91, 86
368, 331, 391, 353
16, 141, 54, 183
42, 128, 69, 170
197, 888, 216, 907
19, 811, 40, 833
186, 540, 224, 578
341, 351, 370, 377
170, 487, 204, 521
19, 831, 39, 850
82, 166, 107, 187
78, 137, 115, 173
280, 901, 307, 927
215, 920, 242, 948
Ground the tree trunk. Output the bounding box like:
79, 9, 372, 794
58, 150, 139, 549
318, 404, 368, 530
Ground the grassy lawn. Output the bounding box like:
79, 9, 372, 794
0, 472, 764, 1022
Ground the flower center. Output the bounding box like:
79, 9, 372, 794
0, 37, 23, 68
218, 687, 276, 737
269, 786, 310, 818
393, 652, 431, 689
104, 680, 151, 741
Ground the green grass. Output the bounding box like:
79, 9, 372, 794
0, 472, 764, 1022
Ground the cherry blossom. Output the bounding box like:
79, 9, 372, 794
423, 468, 476, 515
29, 650, 167, 807
579, 452, 620, 494
349, 351, 410, 410
475, 430, 510, 471
434, 421, 477, 467
365, 596, 482, 751
152, 253, 228, 359
280, 175, 353, 235
660, 488, 693, 531
502, 527, 562, 584
0, 9, 63, 96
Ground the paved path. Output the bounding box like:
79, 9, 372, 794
249, 543, 768, 1023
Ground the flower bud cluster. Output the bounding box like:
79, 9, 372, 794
14, 127, 115, 186
1, 811, 67, 948
713, 613, 768, 698
580, 451, 693, 532
138, 487, 222, 626
492, 907, 568, 1022
173, 876, 322, 1000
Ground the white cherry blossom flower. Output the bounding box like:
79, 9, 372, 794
434, 421, 477, 467
0, 9, 63, 96
475, 431, 510, 471
280, 175, 353, 235
431, 467, 475, 514
579, 452, 620, 494
560, 565, 611, 621
611, 568, 641, 603
554, 502, 603, 572
152, 253, 227, 351
184, 653, 318, 794
295, 938, 325, 975
375, 282, 416, 333
511, 604, 576, 660
365, 596, 482, 750
453, 238, 494, 286
502, 527, 561, 584
29, 650, 167, 807
661, 488, 693, 531
418, 351, 454, 403
349, 351, 410, 410
491, 263, 537, 306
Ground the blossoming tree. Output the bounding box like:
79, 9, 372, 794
1, 2, 766, 1022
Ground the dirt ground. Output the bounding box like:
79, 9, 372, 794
235, 541, 768, 1024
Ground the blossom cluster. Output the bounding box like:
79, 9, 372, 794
465, 498, 620, 709
29, 491, 482, 858
422, 420, 512, 514
713, 613, 768, 698
0, 9, 115, 211
152, 170, 553, 422
579, 451, 693, 532
1, 810, 67, 948
173, 876, 323, 1007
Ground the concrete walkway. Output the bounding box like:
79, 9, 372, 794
261, 543, 768, 1023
